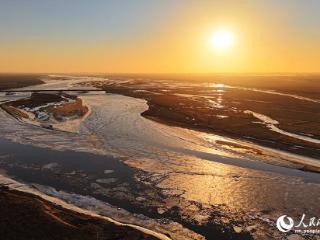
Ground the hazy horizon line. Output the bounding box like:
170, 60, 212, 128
1, 71, 320, 76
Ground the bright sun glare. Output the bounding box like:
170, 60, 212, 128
210, 29, 234, 51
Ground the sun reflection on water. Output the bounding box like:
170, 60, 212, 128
210, 83, 225, 88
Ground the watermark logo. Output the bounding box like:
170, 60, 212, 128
276, 214, 320, 234
276, 215, 294, 232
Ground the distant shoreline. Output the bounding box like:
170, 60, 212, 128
0, 74, 44, 90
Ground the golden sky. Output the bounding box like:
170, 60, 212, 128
0, 1, 319, 74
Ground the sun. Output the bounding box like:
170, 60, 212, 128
210, 29, 234, 51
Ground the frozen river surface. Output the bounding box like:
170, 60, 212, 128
0, 78, 320, 240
